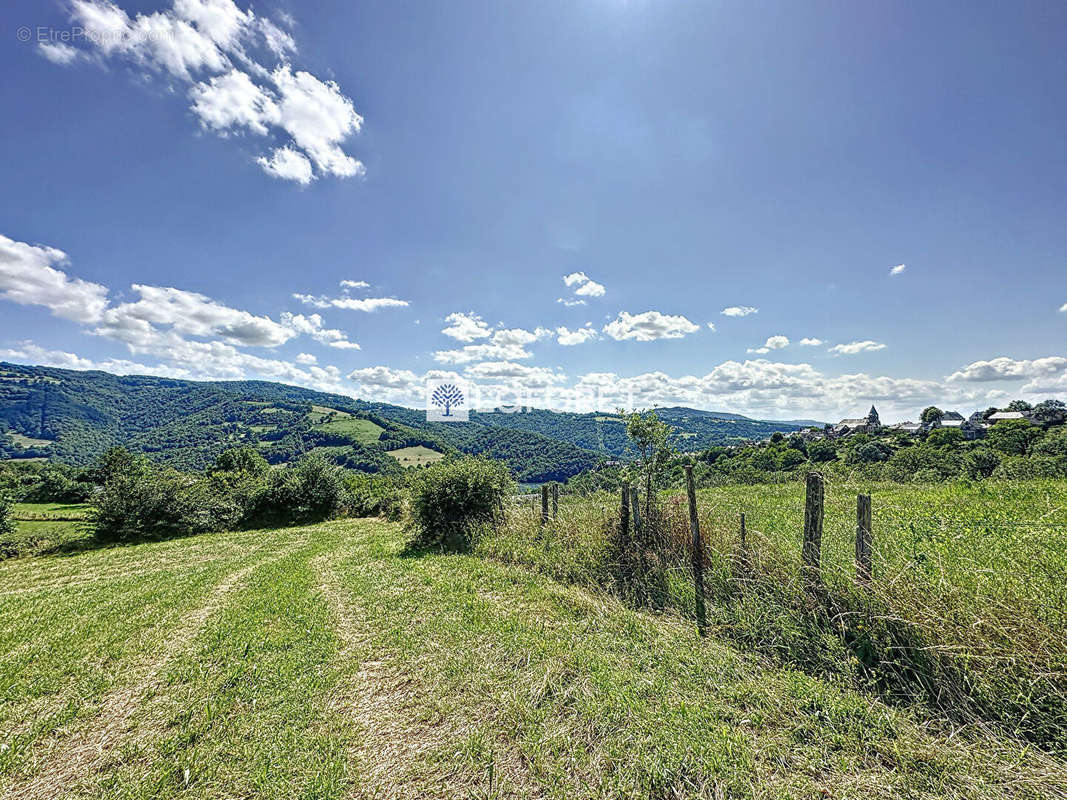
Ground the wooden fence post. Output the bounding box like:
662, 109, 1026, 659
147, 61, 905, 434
541, 484, 550, 526
855, 493, 872, 587
684, 465, 707, 637
802, 472, 825, 593
630, 486, 642, 540
551, 482, 559, 520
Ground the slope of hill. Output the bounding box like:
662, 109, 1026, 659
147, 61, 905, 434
0, 364, 599, 482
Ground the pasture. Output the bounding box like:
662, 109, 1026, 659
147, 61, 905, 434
388, 445, 445, 467
0, 513, 1064, 798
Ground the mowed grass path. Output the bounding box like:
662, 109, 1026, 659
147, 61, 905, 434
1, 520, 1064, 799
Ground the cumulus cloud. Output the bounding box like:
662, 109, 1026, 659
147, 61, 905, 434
555, 325, 597, 346
603, 311, 700, 342
798, 337, 824, 346
279, 312, 359, 349
464, 361, 565, 387
747, 335, 789, 354
1060, 302, 1067, 313
946, 356, 1067, 382
441, 312, 492, 342
889, 264, 907, 276
0, 234, 109, 323
61, 0, 363, 183
828, 340, 886, 355
556, 297, 586, 307
706, 322, 717, 332
295, 352, 317, 364
721, 306, 758, 317
561, 271, 605, 301
433, 343, 532, 365
347, 365, 420, 390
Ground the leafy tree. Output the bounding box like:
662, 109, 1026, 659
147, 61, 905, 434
926, 427, 964, 448
265, 455, 350, 521
776, 448, 806, 470
1031, 399, 1067, 426
769, 431, 785, 444
624, 410, 675, 503
89, 446, 144, 485
845, 441, 889, 465
920, 406, 944, 424
1006, 400, 1033, 413
806, 439, 837, 463
963, 448, 1000, 479
213, 446, 269, 476
987, 419, 1044, 456
1032, 427, 1067, 457
981, 406, 999, 421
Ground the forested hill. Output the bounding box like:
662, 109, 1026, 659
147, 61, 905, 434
0, 364, 599, 482
0, 363, 813, 478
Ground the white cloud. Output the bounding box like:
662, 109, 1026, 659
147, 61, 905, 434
38, 42, 81, 65
555, 325, 597, 346
257, 147, 314, 185
889, 264, 907, 276
828, 340, 887, 355
433, 343, 532, 365
441, 312, 492, 342
603, 311, 700, 342
63, 1, 364, 183
100, 284, 294, 347
347, 365, 420, 390
491, 327, 551, 347
747, 335, 789, 354
0, 234, 109, 323
1059, 302, 1067, 313
706, 322, 717, 332
293, 280, 409, 312
557, 297, 586, 307
295, 352, 317, 364
191, 69, 279, 135
561, 271, 605, 301
798, 337, 824, 346
721, 306, 758, 317
947, 356, 1067, 382
279, 312, 359, 350
340, 280, 369, 290
464, 361, 565, 387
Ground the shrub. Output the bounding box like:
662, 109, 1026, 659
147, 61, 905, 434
1033, 427, 1067, 457
409, 456, 513, 551
992, 455, 1067, 480
988, 419, 1044, 456
263, 455, 349, 521
0, 492, 15, 537
963, 447, 1000, 479
345, 473, 407, 519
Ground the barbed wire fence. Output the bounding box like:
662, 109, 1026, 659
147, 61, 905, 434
501, 471, 1067, 752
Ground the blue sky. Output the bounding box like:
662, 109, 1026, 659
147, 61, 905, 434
1, 0, 1065, 421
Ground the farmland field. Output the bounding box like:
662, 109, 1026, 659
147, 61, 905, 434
1, 510, 1065, 798
387, 445, 445, 467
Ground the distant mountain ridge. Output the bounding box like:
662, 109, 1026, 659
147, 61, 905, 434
0, 363, 814, 479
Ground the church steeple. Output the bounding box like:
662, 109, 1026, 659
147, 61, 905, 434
867, 405, 880, 426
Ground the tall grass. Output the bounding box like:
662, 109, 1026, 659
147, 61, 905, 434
477, 478, 1067, 754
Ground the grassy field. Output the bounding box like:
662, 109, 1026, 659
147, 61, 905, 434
388, 445, 445, 467
312, 415, 385, 444
1, 504, 92, 558
0, 516, 1065, 799
480, 478, 1067, 754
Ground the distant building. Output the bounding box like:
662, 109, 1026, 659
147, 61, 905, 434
925, 410, 986, 440
890, 421, 922, 434
988, 411, 1029, 423
833, 405, 881, 436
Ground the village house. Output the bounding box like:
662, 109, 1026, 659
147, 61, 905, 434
832, 406, 880, 436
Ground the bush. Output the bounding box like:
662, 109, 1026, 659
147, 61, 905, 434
0, 492, 15, 537
263, 455, 349, 521
992, 455, 1067, 480
345, 473, 407, 519
988, 419, 1044, 456
409, 456, 513, 551
963, 447, 1000, 479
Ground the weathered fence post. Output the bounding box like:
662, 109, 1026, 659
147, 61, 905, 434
630, 486, 642, 539
855, 493, 872, 587
620, 482, 631, 543
684, 465, 707, 637
541, 484, 550, 526
551, 482, 559, 520
802, 472, 825, 593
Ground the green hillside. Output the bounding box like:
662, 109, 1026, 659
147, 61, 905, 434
0, 365, 599, 483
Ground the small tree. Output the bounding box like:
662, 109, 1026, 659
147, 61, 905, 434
1006, 400, 1033, 413
624, 409, 675, 514
1032, 399, 1067, 426
987, 419, 1043, 456
920, 406, 944, 425
213, 446, 269, 476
